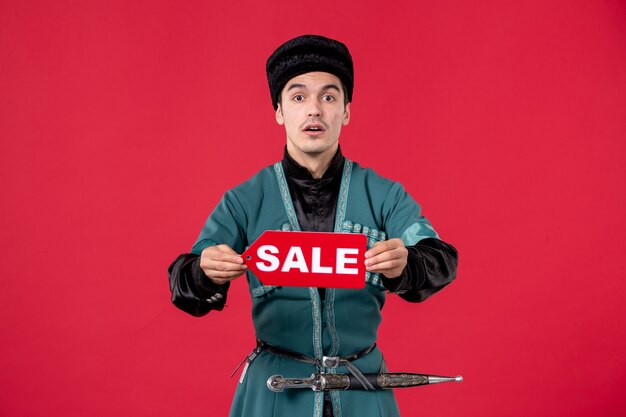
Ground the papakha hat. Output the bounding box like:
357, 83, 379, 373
266, 34, 354, 109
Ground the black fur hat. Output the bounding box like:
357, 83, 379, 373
266, 34, 354, 109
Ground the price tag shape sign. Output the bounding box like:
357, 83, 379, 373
242, 231, 367, 288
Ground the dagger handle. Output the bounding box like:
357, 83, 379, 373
319, 373, 351, 390
267, 373, 351, 391
267, 374, 314, 392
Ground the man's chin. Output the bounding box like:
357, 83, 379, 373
301, 144, 336, 156
288, 137, 338, 156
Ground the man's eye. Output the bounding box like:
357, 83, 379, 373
322, 95, 335, 102
293, 95, 304, 102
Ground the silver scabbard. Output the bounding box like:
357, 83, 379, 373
267, 372, 463, 392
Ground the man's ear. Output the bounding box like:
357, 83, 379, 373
342, 102, 351, 126
275, 103, 284, 125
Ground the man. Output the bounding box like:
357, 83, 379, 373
168, 34, 458, 417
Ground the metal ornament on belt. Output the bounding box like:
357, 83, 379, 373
267, 372, 463, 392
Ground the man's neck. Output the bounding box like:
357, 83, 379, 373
286, 146, 338, 179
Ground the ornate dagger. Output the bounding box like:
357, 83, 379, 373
267, 372, 463, 392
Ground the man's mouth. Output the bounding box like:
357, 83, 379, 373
303, 123, 326, 134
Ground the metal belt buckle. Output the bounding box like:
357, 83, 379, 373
321, 356, 341, 369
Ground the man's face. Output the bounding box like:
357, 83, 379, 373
276, 71, 351, 162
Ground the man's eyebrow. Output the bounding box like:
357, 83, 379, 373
286, 83, 307, 92
321, 84, 341, 92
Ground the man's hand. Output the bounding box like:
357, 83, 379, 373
200, 244, 248, 285
364, 238, 408, 279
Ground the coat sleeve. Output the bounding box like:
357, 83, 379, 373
168, 253, 230, 317
379, 182, 458, 302
168, 189, 248, 316
381, 237, 458, 302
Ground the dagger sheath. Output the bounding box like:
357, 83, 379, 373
267, 373, 463, 392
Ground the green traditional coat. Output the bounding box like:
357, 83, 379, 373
192, 160, 439, 417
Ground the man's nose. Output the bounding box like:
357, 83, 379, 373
307, 101, 321, 117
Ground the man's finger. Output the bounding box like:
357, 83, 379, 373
203, 245, 244, 264
365, 239, 405, 258
364, 241, 391, 258
210, 252, 245, 264
203, 260, 248, 272
365, 248, 405, 266
366, 259, 403, 271
204, 269, 247, 279
202, 251, 247, 269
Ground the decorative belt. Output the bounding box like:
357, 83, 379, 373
233, 339, 377, 390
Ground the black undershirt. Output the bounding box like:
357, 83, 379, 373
281, 147, 345, 301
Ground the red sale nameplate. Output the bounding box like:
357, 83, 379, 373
242, 231, 367, 288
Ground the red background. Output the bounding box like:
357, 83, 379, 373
1, 1, 625, 416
